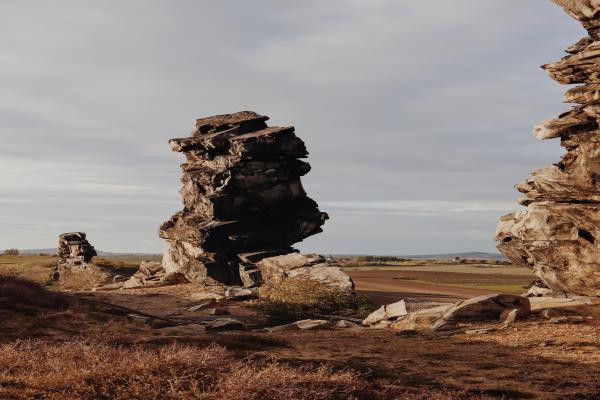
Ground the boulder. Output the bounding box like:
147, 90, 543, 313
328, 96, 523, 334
187, 300, 217, 312
334, 320, 364, 329
209, 307, 230, 316
225, 287, 258, 299
205, 318, 247, 332
257, 253, 354, 296
390, 305, 452, 331
268, 319, 330, 332
430, 294, 530, 331
363, 300, 407, 326
499, 309, 520, 324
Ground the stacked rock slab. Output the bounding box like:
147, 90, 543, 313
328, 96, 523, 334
58, 232, 97, 271
495, 0, 600, 296
56, 232, 97, 280
160, 111, 329, 286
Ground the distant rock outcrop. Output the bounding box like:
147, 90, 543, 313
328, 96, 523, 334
57, 232, 97, 273
495, 1, 600, 296
54, 232, 112, 285
160, 111, 338, 288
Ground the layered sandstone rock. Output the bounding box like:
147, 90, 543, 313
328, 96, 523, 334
495, 1, 600, 296
54, 232, 115, 286
160, 112, 331, 287
57, 232, 97, 274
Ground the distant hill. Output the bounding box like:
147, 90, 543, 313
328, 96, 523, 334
401, 252, 507, 261
332, 252, 507, 261
17, 249, 160, 257
18, 248, 58, 255
17, 249, 505, 261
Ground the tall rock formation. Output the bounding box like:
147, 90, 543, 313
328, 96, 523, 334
160, 111, 329, 286
495, 0, 600, 296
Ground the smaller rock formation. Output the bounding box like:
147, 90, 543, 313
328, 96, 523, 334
55, 232, 97, 280
55, 232, 126, 289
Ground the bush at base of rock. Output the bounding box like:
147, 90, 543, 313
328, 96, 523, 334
256, 275, 372, 325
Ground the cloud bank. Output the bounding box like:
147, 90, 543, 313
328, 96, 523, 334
0, 0, 584, 254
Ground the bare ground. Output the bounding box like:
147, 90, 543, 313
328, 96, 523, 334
1, 256, 599, 399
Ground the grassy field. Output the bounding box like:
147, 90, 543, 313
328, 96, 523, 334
0, 254, 162, 286
344, 261, 535, 303
0, 254, 58, 284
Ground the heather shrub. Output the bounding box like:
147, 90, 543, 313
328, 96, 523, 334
0, 339, 373, 400
258, 276, 374, 324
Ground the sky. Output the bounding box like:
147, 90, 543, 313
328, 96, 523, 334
0, 0, 586, 254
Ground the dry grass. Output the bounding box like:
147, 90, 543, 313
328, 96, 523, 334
0, 275, 143, 341
0, 338, 504, 400
0, 254, 58, 284
0, 275, 69, 313
0, 339, 373, 400
258, 276, 375, 324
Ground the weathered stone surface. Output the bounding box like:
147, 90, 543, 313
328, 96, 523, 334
390, 305, 452, 331
160, 112, 329, 287
334, 320, 364, 329
268, 319, 330, 332
429, 294, 530, 331
363, 300, 407, 326
225, 287, 258, 299
499, 308, 520, 324
187, 300, 216, 312
256, 253, 354, 295
205, 318, 247, 332
497, 203, 600, 296
524, 281, 555, 297
386, 295, 530, 332
529, 296, 592, 310
496, 3, 600, 297
552, 1, 600, 36
123, 261, 187, 289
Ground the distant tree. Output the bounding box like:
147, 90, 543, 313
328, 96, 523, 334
3, 249, 19, 256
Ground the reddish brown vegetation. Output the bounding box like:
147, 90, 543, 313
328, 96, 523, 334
0, 339, 372, 400
0, 275, 69, 313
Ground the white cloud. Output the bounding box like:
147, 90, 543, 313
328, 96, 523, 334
0, 0, 583, 253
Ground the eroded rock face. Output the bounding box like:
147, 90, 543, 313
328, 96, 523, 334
160, 112, 330, 287
495, 2, 600, 296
